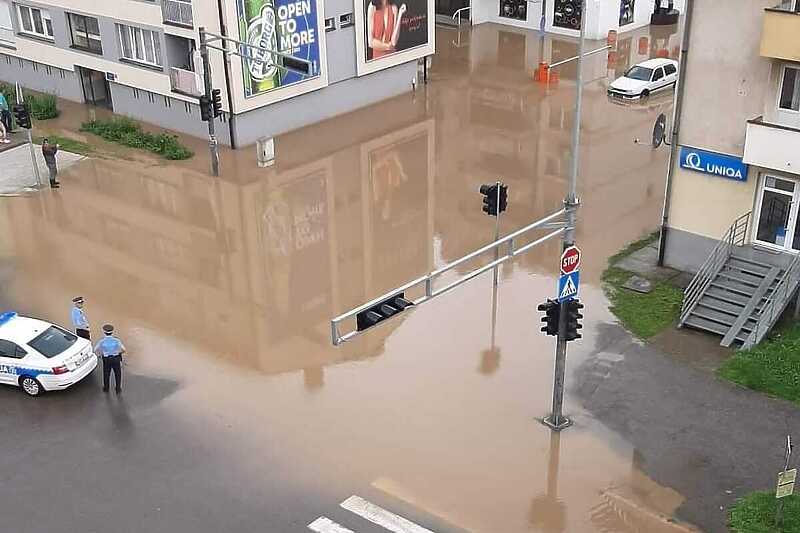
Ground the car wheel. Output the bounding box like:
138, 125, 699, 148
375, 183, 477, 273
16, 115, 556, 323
19, 376, 42, 397
640, 89, 650, 99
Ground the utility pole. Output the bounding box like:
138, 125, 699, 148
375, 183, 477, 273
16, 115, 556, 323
15, 83, 41, 188
543, 0, 585, 431
199, 27, 220, 177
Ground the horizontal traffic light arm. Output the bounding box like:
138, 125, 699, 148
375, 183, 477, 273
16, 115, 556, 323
204, 40, 316, 78
331, 208, 568, 345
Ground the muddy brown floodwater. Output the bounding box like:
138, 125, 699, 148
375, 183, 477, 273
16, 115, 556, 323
0, 22, 699, 533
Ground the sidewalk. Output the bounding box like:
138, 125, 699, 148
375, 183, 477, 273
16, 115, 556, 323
0, 139, 84, 195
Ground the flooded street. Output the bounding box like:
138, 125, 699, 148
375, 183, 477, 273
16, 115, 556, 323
0, 22, 695, 533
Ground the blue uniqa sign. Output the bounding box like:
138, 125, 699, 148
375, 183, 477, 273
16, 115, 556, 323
679, 146, 748, 182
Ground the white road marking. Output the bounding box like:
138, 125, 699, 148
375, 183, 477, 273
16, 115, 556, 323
340, 495, 435, 533
308, 516, 356, 533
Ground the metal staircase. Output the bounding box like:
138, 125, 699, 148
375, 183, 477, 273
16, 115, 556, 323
679, 212, 800, 349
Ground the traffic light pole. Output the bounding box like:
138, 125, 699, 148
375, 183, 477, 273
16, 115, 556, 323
493, 180, 501, 287
15, 83, 41, 188
199, 27, 220, 178
542, 0, 585, 432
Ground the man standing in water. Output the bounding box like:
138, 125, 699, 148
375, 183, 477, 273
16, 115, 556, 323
71, 296, 90, 340
41, 138, 60, 188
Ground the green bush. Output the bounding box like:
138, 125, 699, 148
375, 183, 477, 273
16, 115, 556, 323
0, 83, 59, 122
80, 117, 193, 160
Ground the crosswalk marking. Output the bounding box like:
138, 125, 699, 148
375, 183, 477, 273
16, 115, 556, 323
340, 495, 435, 533
308, 516, 356, 533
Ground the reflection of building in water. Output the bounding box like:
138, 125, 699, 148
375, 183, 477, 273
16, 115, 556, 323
4, 116, 436, 379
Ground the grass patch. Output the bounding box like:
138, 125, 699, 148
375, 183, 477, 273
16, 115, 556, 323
602, 266, 683, 339
80, 117, 193, 160
718, 321, 800, 404
729, 491, 800, 532
0, 83, 59, 121
32, 135, 93, 156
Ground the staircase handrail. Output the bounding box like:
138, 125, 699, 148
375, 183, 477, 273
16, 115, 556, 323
680, 212, 751, 324
744, 253, 800, 348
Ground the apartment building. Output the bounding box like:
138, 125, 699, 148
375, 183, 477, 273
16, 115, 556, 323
0, 0, 434, 146
665, 0, 800, 348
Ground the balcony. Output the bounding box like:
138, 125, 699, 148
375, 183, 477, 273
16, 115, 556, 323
761, 2, 800, 61
743, 116, 800, 173
170, 67, 202, 97
162, 0, 193, 28
0, 26, 14, 48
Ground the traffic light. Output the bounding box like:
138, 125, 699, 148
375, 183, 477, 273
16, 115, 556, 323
538, 299, 560, 336
12, 103, 31, 129
480, 184, 498, 216
564, 299, 584, 341
199, 94, 212, 122
356, 292, 414, 331
211, 88, 223, 118
498, 184, 508, 213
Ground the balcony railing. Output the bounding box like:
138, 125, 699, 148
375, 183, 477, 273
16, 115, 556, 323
761, 3, 800, 60
169, 66, 202, 97
162, 0, 193, 27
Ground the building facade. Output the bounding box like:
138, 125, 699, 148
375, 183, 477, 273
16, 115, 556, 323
0, 0, 435, 146
662, 0, 800, 272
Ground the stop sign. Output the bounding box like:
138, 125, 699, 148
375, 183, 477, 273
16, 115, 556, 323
560, 246, 581, 274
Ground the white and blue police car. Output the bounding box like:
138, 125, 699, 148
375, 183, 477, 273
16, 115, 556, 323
0, 312, 97, 396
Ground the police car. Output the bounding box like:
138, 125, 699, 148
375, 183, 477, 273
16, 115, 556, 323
0, 312, 96, 396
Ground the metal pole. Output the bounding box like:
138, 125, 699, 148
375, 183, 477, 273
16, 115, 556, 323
776, 435, 793, 527
214, 0, 238, 149
658, 0, 693, 266
16, 84, 41, 188
494, 180, 501, 287
544, 0, 585, 431
199, 27, 220, 177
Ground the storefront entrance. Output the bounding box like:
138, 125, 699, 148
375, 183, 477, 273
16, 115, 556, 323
435, 0, 469, 24
754, 175, 800, 252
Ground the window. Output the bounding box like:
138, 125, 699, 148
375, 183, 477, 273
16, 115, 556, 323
116, 24, 162, 67
652, 68, 664, 82
625, 66, 652, 81
28, 326, 77, 358
68, 13, 102, 54
779, 66, 800, 112
16, 4, 53, 40
0, 340, 26, 359
664, 63, 677, 76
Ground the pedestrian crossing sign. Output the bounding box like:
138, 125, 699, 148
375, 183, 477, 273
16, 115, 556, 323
557, 271, 580, 302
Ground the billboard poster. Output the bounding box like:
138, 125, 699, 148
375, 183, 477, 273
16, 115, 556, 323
354, 0, 434, 75
236, 0, 322, 98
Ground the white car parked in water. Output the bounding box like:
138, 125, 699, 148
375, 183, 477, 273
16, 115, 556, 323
608, 58, 678, 100
0, 312, 96, 396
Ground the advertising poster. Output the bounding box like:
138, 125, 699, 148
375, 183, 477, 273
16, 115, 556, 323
236, 0, 322, 97
355, 0, 434, 75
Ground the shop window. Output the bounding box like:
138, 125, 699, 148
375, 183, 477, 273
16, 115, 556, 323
68, 13, 102, 54
779, 66, 800, 112
339, 13, 353, 28
324, 17, 335, 32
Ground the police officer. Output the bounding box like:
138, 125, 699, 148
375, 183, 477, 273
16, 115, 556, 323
70, 296, 90, 340
94, 324, 126, 393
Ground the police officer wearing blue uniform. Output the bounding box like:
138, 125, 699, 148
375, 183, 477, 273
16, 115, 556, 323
70, 296, 90, 341
94, 324, 126, 393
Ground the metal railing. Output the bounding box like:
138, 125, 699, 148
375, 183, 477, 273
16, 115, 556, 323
162, 0, 193, 27
452, 7, 472, 26
744, 253, 800, 348
679, 212, 751, 325
169, 66, 201, 96
769, 0, 800, 13
331, 208, 568, 345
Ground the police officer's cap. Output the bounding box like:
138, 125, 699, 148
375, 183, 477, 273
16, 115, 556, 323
72, 296, 84, 304
102, 324, 114, 334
